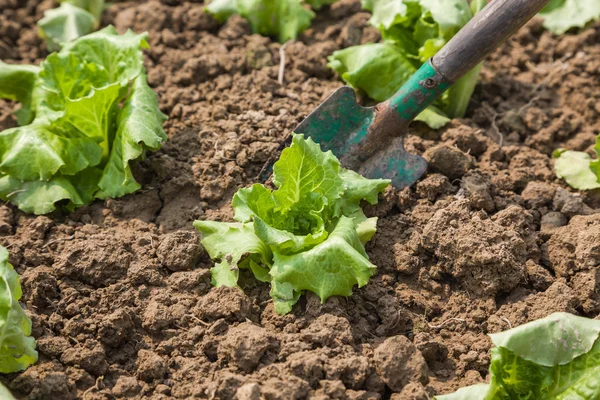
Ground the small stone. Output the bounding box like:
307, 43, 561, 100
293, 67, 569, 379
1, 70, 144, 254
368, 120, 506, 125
374, 335, 428, 391
236, 383, 260, 400
423, 144, 473, 180
459, 172, 495, 213
540, 211, 568, 239
526, 260, 554, 291
112, 376, 141, 398
553, 188, 594, 218
136, 350, 168, 382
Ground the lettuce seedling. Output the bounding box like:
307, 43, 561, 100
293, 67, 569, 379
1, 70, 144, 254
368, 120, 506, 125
436, 312, 600, 399
538, 0, 600, 34
328, 0, 486, 129
0, 246, 38, 374
205, 0, 333, 43
38, 0, 106, 51
194, 134, 389, 314
0, 26, 167, 214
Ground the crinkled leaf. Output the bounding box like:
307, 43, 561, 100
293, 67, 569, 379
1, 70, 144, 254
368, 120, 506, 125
434, 384, 491, 400
232, 183, 278, 223
38, 2, 98, 51
539, 0, 600, 35
419, 0, 471, 38
0, 62, 41, 125
0, 246, 38, 373
273, 134, 344, 209
339, 168, 391, 205
193, 220, 272, 287
59, 26, 148, 87
0, 170, 100, 215
0, 119, 102, 181
0, 27, 166, 214
62, 82, 124, 156
98, 74, 167, 198
554, 149, 600, 190
269, 216, 376, 311
490, 312, 600, 367
196, 135, 388, 314
438, 313, 600, 400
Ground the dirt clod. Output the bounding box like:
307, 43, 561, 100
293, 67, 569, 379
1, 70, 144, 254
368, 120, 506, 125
374, 335, 428, 391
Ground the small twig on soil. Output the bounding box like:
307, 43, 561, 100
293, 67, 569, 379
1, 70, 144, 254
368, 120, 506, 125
481, 102, 503, 147
82, 376, 105, 400
189, 315, 211, 327
42, 235, 75, 248
427, 317, 467, 330
499, 316, 513, 329
278, 41, 291, 86
517, 96, 540, 116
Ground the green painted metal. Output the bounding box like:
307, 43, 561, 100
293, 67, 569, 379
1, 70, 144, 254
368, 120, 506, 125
388, 60, 452, 121
260, 60, 452, 188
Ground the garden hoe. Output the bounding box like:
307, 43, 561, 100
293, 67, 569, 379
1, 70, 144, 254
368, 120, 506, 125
261, 0, 551, 189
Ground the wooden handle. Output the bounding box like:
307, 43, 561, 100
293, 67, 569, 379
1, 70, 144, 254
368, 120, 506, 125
432, 0, 550, 82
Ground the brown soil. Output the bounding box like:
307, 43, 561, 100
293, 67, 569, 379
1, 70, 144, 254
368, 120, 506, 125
2, 0, 600, 399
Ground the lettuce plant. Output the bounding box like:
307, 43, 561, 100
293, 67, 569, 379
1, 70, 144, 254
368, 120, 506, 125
436, 312, 600, 399
205, 0, 335, 43
0, 246, 38, 374
194, 134, 389, 314
538, 0, 600, 34
553, 146, 600, 190
328, 0, 487, 129
0, 26, 167, 215
38, 0, 106, 51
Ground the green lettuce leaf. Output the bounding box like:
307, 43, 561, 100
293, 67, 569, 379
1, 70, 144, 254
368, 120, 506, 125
38, 3, 98, 51
38, 0, 105, 50
192, 220, 272, 287
270, 216, 376, 314
538, 0, 600, 35
206, 0, 314, 43
0, 26, 167, 214
195, 134, 389, 314
0, 246, 38, 373
328, 0, 484, 129
0, 383, 16, 400
98, 74, 167, 198
0, 62, 41, 125
435, 313, 600, 400
554, 145, 600, 190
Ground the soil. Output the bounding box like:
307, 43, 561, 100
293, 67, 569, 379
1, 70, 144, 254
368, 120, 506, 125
1, 0, 600, 399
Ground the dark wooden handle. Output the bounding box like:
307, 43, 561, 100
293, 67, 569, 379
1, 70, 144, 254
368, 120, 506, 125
432, 0, 550, 82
